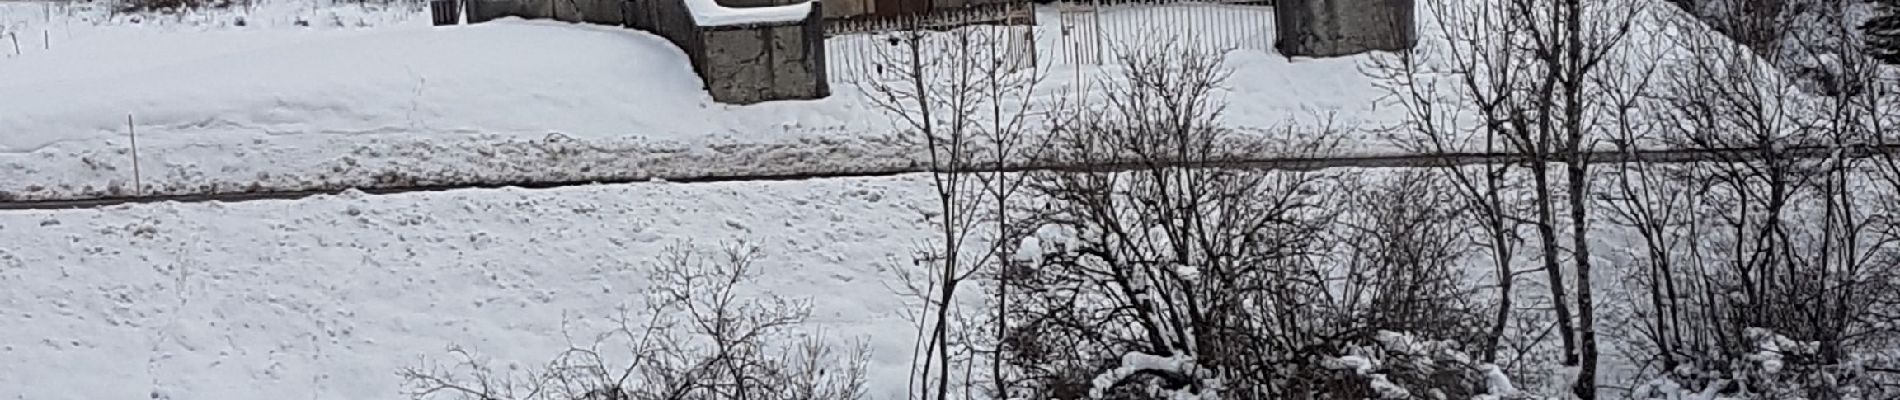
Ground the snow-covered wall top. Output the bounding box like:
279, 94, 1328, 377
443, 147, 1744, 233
683, 0, 815, 27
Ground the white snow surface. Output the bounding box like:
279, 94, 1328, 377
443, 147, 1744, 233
0, 174, 937, 400
681, 0, 812, 27
0, 1, 1400, 201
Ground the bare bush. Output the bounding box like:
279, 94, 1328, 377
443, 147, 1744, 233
1008, 43, 1334, 399
981, 39, 1496, 399
1331, 171, 1487, 346
398, 242, 871, 400
1320, 331, 1527, 400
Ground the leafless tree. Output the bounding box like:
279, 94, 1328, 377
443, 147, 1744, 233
862, 20, 1049, 400
1365, 0, 1532, 367
1371, 1, 1649, 396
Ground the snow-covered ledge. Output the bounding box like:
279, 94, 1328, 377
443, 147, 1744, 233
691, 0, 830, 104
683, 0, 815, 27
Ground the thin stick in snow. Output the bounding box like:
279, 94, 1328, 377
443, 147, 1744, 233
128, 114, 142, 196
10, 32, 17, 56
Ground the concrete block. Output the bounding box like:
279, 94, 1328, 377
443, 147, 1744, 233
1274, 0, 1416, 58
466, 0, 526, 23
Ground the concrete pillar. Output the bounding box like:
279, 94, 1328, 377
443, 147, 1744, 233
1274, 0, 1416, 58
465, 0, 527, 23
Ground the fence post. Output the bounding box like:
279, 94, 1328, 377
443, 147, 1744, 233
806, 1, 830, 98
430, 0, 462, 25
127, 114, 142, 197
1091, 0, 1104, 65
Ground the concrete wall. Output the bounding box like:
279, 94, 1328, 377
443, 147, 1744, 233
823, 0, 869, 19
701, 22, 827, 104
455, 0, 830, 104
466, 0, 529, 23
1274, 0, 1416, 58
468, 0, 626, 25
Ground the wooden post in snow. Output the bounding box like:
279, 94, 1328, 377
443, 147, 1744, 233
128, 114, 142, 196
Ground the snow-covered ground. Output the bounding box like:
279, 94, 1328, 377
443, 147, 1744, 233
0, 174, 939, 400
0, 0, 1395, 202
3, 165, 1875, 399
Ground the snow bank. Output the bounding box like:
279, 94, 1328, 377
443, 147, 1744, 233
0, 19, 808, 153
682, 0, 813, 27
0, 17, 908, 201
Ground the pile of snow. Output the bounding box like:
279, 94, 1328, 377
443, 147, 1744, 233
0, 16, 903, 200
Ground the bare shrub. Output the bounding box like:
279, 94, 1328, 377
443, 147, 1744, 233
987, 40, 1494, 399
398, 242, 871, 400
1319, 331, 1527, 400
1004, 43, 1333, 399
1330, 171, 1486, 343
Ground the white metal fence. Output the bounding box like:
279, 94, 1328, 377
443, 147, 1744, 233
823, 3, 1038, 84
1050, 0, 1275, 65
822, 0, 1276, 86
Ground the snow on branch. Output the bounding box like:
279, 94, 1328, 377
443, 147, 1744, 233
1088, 352, 1218, 400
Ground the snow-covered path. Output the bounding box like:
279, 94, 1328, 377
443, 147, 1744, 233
12, 142, 1900, 211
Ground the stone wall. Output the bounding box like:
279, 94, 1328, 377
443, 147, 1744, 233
1274, 0, 1416, 58
453, 0, 829, 104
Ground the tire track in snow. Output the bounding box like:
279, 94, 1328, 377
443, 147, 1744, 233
4, 143, 1899, 210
